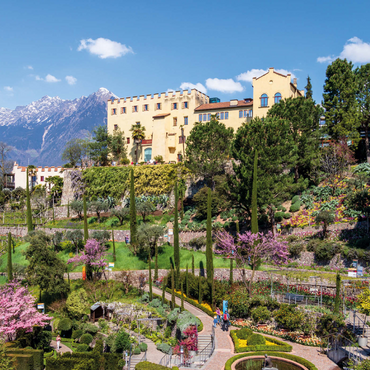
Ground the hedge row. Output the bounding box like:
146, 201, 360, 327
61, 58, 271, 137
224, 352, 318, 370
5, 348, 44, 370
135, 361, 179, 370
230, 330, 292, 353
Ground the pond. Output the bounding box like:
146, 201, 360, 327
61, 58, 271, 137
235, 357, 304, 370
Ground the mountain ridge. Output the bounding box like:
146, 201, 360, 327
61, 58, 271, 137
0, 88, 117, 166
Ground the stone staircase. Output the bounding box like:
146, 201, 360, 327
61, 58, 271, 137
129, 354, 143, 370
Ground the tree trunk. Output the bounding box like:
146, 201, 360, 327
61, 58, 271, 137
295, 165, 299, 182
248, 266, 256, 295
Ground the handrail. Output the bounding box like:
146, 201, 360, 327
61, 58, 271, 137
327, 333, 364, 365
159, 348, 172, 368
127, 343, 132, 370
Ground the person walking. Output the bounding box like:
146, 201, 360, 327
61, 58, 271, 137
56, 334, 61, 351
223, 310, 229, 331
216, 307, 221, 326
213, 316, 218, 328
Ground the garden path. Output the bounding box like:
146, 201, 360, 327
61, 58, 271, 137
50, 339, 72, 354
149, 286, 341, 370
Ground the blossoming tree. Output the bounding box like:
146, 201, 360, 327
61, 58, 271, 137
0, 281, 51, 341
68, 239, 108, 280
215, 230, 288, 293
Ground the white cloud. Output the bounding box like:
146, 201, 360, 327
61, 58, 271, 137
65, 75, 77, 85
24, 65, 33, 70
317, 55, 335, 63
340, 37, 370, 63
205, 78, 244, 93
77, 38, 133, 59
237, 68, 296, 82
35, 74, 61, 83
237, 69, 267, 82
4, 86, 13, 92
180, 82, 207, 94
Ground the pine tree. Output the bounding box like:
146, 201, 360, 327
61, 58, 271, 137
334, 272, 341, 315
130, 169, 137, 247
171, 267, 175, 309
26, 168, 33, 232
83, 195, 88, 243
186, 264, 189, 297
192, 255, 195, 275
251, 150, 258, 234
305, 76, 313, 100
198, 277, 202, 304
149, 254, 153, 301
112, 230, 116, 262
181, 282, 185, 311
7, 232, 12, 281
173, 181, 180, 289
154, 243, 159, 281
162, 277, 167, 305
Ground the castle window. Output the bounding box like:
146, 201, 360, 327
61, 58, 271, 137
203, 114, 207, 121
239, 110, 243, 118
220, 112, 224, 120
199, 114, 202, 122
40, 176, 44, 182
173, 117, 177, 126
112, 108, 117, 115
157, 103, 161, 110
136, 122, 140, 125
114, 124, 118, 131
121, 107, 126, 114
274, 93, 282, 104
260, 94, 268, 107
127, 138, 130, 144
172, 103, 178, 110
184, 116, 188, 125
208, 113, 211, 121
183, 101, 188, 109
143, 104, 149, 111
133, 105, 138, 112
225, 112, 229, 119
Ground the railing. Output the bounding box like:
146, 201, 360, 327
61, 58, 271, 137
198, 330, 215, 366
327, 334, 364, 365
350, 310, 369, 335
138, 350, 147, 363
159, 348, 172, 367
127, 344, 132, 370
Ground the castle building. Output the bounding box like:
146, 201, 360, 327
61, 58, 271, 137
107, 68, 304, 163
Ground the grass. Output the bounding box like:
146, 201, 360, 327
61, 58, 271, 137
0, 242, 29, 272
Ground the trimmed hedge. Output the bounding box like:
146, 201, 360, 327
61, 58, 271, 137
231, 330, 292, 353
5, 348, 44, 370
224, 352, 318, 370
135, 361, 179, 369
7, 354, 34, 370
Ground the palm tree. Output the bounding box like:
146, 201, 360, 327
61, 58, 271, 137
27, 165, 37, 192
130, 124, 146, 164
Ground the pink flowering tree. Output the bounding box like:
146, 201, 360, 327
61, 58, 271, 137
68, 239, 108, 280
0, 281, 52, 341
215, 230, 289, 293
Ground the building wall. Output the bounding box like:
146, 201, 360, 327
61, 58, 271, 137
107, 89, 209, 163
252, 68, 304, 118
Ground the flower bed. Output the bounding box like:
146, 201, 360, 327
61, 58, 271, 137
231, 321, 322, 347
230, 330, 292, 353
224, 352, 318, 370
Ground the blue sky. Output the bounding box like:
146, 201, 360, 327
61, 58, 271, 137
1, 0, 370, 109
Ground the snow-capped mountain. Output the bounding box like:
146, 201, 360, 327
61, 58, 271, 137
0, 88, 117, 166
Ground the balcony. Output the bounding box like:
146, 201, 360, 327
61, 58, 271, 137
4, 182, 15, 189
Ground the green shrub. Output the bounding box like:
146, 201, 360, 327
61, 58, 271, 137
251, 306, 271, 324
274, 212, 285, 222
176, 310, 201, 333
167, 308, 180, 324
66, 289, 89, 319
80, 333, 93, 345
285, 234, 298, 243
315, 242, 341, 261
133, 347, 141, 355
247, 334, 266, 345
82, 323, 99, 335
235, 328, 253, 340
75, 344, 90, 352
289, 201, 301, 213
114, 330, 130, 353
291, 195, 300, 204
139, 343, 148, 352
58, 318, 72, 332
135, 361, 176, 369
306, 238, 321, 252
274, 304, 306, 331
72, 330, 83, 341
288, 243, 305, 258
87, 217, 97, 224
283, 213, 291, 219
189, 236, 207, 250
156, 343, 171, 354
148, 298, 161, 308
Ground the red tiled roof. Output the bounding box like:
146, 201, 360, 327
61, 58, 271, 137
195, 100, 253, 111
153, 113, 171, 118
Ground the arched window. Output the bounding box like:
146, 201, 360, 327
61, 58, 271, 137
260, 94, 268, 107
274, 93, 282, 104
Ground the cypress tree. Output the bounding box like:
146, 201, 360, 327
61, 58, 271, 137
192, 255, 195, 275
251, 150, 258, 234
171, 267, 175, 309
181, 282, 185, 311
162, 276, 167, 305
229, 259, 233, 286
52, 206, 55, 225
206, 188, 214, 307
26, 168, 33, 232
83, 195, 88, 243
305, 76, 313, 100
185, 264, 189, 297
334, 272, 341, 315
130, 169, 137, 246
154, 243, 159, 281
198, 277, 202, 304
67, 200, 70, 218
149, 254, 153, 301
112, 230, 116, 262
173, 181, 180, 288
7, 232, 12, 281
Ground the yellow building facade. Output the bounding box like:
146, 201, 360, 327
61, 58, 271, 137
107, 68, 304, 163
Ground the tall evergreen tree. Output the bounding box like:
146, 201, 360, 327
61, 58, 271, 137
7, 232, 12, 281
334, 272, 341, 315
83, 196, 88, 243
323, 58, 360, 146
26, 168, 33, 232
185, 264, 189, 297
162, 276, 167, 305
305, 76, 313, 100
149, 254, 153, 301
171, 267, 175, 309
198, 277, 202, 304
206, 188, 214, 283
112, 230, 116, 262
251, 150, 258, 234
67, 200, 70, 218
192, 255, 195, 275
130, 169, 137, 247
181, 282, 185, 311
173, 181, 180, 288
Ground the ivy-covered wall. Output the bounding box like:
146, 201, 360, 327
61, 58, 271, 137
82, 164, 190, 199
